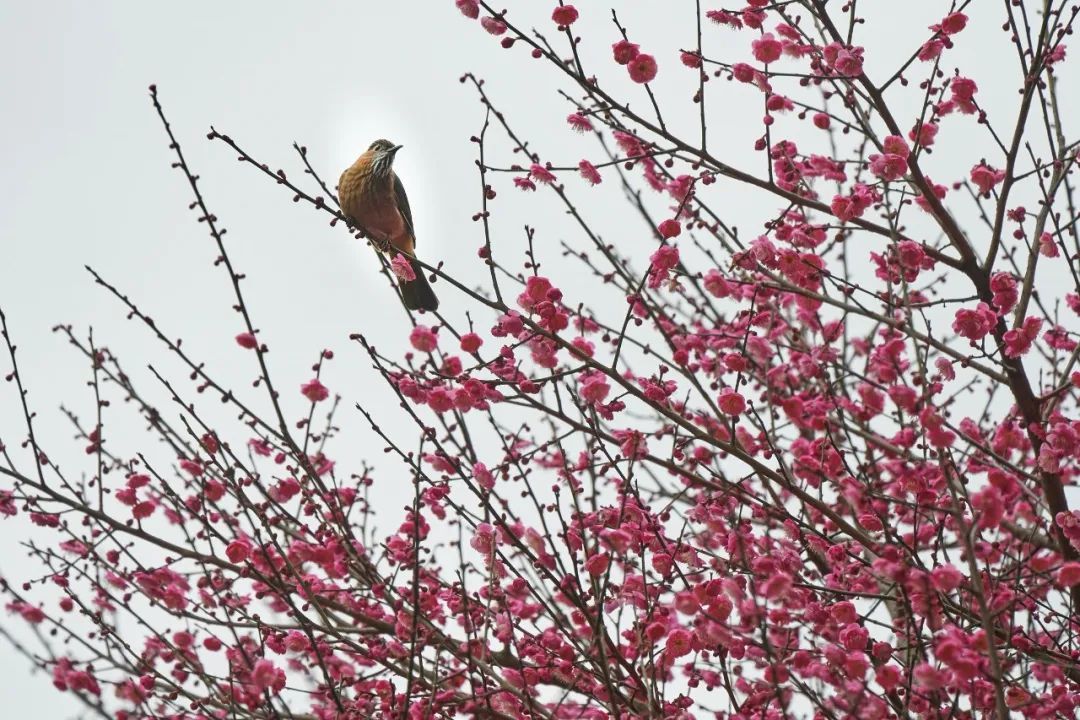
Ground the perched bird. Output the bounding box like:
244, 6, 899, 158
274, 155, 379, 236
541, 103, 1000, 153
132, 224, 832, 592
338, 139, 439, 311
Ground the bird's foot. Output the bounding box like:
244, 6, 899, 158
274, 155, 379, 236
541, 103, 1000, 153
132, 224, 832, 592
369, 232, 392, 254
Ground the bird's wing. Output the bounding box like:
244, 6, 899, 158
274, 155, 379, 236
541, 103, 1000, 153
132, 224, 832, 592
393, 172, 416, 244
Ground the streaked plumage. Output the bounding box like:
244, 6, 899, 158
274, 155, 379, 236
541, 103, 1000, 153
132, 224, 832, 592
338, 139, 439, 311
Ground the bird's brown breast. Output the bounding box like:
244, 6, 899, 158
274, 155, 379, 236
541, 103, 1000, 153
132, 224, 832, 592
338, 157, 410, 252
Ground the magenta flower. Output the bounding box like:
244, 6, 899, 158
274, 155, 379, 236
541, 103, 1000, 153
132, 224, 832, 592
249, 659, 285, 694
584, 552, 610, 577
611, 39, 640, 65
937, 12, 968, 35
480, 16, 506, 35
300, 378, 329, 403
949, 76, 978, 113
579, 372, 610, 405
1003, 316, 1042, 358
680, 51, 701, 68
909, 120, 938, 147
717, 388, 747, 416
1057, 562, 1080, 587
830, 195, 856, 222
529, 163, 557, 184
627, 53, 658, 83
930, 564, 965, 592
179, 458, 203, 477
459, 332, 483, 353
225, 538, 252, 563
823, 42, 864, 76
551, 4, 578, 26
650, 244, 679, 272
409, 325, 438, 353
390, 253, 416, 282
970, 162, 1005, 195
1039, 231, 1060, 258
952, 303, 996, 341
990, 272, 1018, 313
752, 33, 783, 63
657, 219, 682, 239
578, 159, 601, 185
665, 629, 693, 659
868, 152, 907, 181
455, 0, 479, 19
566, 112, 592, 133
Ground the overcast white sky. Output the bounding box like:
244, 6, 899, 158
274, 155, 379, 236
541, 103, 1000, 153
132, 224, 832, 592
1, 2, 1076, 717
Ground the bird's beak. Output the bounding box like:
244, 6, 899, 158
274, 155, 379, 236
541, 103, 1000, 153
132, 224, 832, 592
390, 144, 403, 154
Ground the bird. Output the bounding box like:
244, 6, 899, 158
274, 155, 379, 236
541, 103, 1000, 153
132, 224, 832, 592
338, 139, 439, 312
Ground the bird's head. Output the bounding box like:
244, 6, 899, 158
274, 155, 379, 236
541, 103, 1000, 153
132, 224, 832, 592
367, 139, 403, 177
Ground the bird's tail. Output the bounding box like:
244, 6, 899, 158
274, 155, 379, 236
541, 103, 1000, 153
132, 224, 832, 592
399, 257, 439, 312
